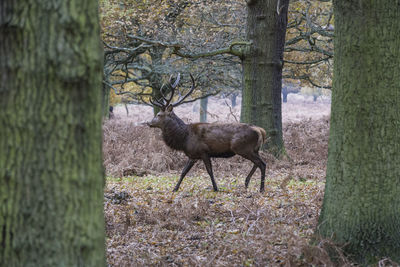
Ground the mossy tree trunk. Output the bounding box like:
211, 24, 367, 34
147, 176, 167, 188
0, 1, 105, 266
241, 0, 289, 157
318, 0, 400, 264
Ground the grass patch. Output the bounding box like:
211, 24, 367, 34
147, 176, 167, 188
105, 174, 325, 266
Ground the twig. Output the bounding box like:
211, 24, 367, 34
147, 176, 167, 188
224, 99, 239, 122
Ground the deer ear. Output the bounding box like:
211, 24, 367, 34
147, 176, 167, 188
166, 105, 173, 112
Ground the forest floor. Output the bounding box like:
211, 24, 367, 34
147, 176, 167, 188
103, 96, 351, 266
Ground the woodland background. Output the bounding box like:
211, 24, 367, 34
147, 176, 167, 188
100, 0, 397, 266
99, 1, 337, 264
1, 0, 398, 266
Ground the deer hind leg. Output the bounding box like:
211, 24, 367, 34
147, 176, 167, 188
245, 164, 258, 188
202, 155, 218, 192
173, 159, 196, 192
239, 151, 266, 192
255, 154, 267, 192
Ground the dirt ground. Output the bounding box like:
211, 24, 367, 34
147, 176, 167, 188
103, 95, 344, 266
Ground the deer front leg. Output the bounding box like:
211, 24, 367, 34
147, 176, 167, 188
202, 156, 218, 192
173, 159, 196, 192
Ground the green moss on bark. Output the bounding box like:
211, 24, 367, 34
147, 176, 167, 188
240, 0, 289, 157
318, 0, 400, 264
0, 1, 105, 266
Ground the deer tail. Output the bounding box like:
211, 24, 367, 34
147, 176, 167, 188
251, 126, 267, 150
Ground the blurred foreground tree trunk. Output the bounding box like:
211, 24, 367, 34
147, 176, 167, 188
318, 0, 400, 264
240, 0, 289, 157
0, 1, 106, 266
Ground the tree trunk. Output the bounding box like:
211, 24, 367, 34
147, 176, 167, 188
318, 0, 400, 264
149, 47, 166, 116
102, 82, 111, 118
282, 86, 288, 103
153, 104, 161, 116
200, 96, 208, 122
241, 0, 289, 157
0, 1, 105, 266
230, 92, 238, 107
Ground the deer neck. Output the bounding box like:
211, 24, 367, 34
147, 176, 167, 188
161, 115, 188, 151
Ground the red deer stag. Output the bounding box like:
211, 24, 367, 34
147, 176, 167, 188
147, 74, 267, 192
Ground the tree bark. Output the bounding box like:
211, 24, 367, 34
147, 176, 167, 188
318, 0, 400, 264
241, 0, 289, 157
0, 1, 105, 266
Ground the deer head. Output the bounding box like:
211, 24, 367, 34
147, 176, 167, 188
148, 73, 195, 128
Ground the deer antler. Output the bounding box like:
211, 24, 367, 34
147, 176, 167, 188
149, 73, 181, 110
171, 74, 195, 108
149, 97, 164, 109
149, 73, 196, 110
162, 73, 181, 107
